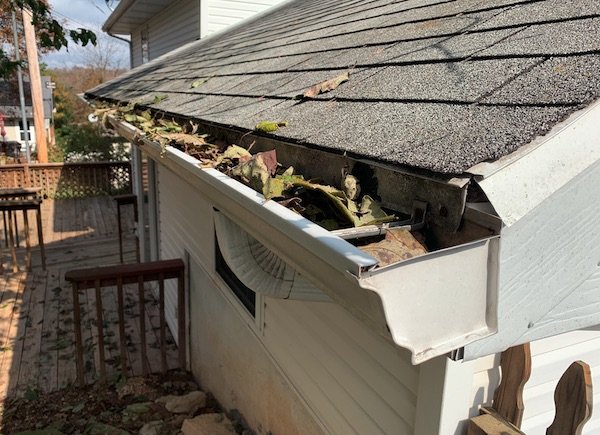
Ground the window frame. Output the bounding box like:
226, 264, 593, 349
215, 235, 257, 318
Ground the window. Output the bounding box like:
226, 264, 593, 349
19, 120, 31, 141
215, 236, 256, 317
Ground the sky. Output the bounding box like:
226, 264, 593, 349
43, 0, 130, 69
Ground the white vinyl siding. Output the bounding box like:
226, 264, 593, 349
265, 299, 419, 434
205, 0, 282, 36
156, 164, 420, 434
131, 0, 200, 63
468, 330, 600, 435
128, 0, 285, 66
131, 31, 143, 67
158, 166, 214, 340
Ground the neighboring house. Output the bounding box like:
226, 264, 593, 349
90, 1, 600, 434
102, 0, 287, 67
0, 75, 53, 155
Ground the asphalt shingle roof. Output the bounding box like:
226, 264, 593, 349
88, 0, 600, 174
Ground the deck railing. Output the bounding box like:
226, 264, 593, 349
65, 259, 186, 385
0, 161, 132, 198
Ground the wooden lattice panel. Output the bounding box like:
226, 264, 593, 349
0, 162, 132, 198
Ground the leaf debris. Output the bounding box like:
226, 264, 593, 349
255, 121, 288, 133
191, 77, 211, 88
301, 71, 349, 99
97, 104, 398, 232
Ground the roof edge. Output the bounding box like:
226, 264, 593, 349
102, 0, 135, 33
474, 98, 600, 226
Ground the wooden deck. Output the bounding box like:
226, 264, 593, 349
0, 197, 179, 401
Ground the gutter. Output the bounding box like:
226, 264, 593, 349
110, 115, 500, 364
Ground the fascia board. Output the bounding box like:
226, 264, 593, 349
463, 158, 600, 360
111, 116, 499, 364
103, 0, 171, 34
102, 0, 135, 33
470, 99, 600, 227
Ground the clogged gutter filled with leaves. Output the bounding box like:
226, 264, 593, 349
94, 99, 428, 266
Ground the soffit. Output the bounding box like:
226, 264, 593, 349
103, 0, 173, 34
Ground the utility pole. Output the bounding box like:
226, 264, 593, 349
22, 7, 48, 163
11, 9, 31, 163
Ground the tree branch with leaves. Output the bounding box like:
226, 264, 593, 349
0, 0, 97, 78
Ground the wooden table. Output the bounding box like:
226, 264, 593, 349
0, 188, 41, 246
0, 188, 46, 273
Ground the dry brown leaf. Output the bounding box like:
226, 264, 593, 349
303, 71, 349, 98
161, 133, 207, 147
258, 150, 278, 176
360, 229, 427, 267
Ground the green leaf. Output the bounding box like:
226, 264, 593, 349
222, 145, 251, 160
349, 195, 396, 227
191, 77, 210, 88
152, 94, 168, 104
255, 121, 288, 133
157, 119, 182, 132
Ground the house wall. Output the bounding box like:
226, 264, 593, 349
202, 0, 284, 37
130, 0, 200, 67
128, 0, 284, 67
131, 31, 143, 68
439, 329, 600, 435
2, 124, 24, 142
156, 163, 422, 435
0, 121, 36, 149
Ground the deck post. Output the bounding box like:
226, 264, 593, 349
7, 210, 18, 272
138, 275, 148, 375
116, 277, 128, 376
23, 210, 31, 270
72, 282, 85, 386
35, 203, 46, 270
94, 279, 107, 382
159, 273, 167, 373
177, 270, 186, 370
117, 199, 123, 263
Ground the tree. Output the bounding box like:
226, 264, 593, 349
47, 64, 128, 162
0, 0, 96, 78
82, 35, 127, 83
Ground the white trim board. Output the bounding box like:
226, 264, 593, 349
473, 99, 600, 227
464, 159, 600, 359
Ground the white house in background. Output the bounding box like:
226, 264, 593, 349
92, 1, 600, 434
102, 0, 287, 67
0, 76, 53, 156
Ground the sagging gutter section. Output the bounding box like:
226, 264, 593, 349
110, 116, 500, 364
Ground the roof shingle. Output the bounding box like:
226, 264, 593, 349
89, 0, 600, 173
